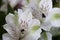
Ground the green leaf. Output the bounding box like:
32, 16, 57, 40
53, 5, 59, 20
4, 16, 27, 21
39, 32, 52, 40
7, 4, 14, 14
42, 32, 47, 40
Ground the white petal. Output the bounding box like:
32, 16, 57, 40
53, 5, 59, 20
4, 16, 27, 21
29, 0, 40, 4
22, 0, 42, 20
19, 9, 32, 22
8, 0, 18, 8
41, 21, 52, 31
51, 20, 60, 27
25, 3, 42, 20
31, 6, 42, 20
22, 29, 41, 40
18, 9, 23, 16
28, 19, 40, 30
45, 8, 60, 27
6, 13, 18, 26
27, 3, 37, 10
2, 33, 16, 40
24, 9, 33, 22
22, 0, 40, 6
31, 29, 41, 40
3, 24, 20, 39
5, 13, 15, 26
39, 0, 52, 16
22, 0, 28, 5
22, 19, 42, 40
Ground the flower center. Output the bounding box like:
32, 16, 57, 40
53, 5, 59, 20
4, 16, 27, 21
42, 13, 46, 18
20, 20, 28, 38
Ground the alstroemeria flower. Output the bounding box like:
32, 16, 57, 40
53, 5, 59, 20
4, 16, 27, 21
45, 8, 60, 27
35, 0, 52, 31
22, 0, 52, 20
44, 8, 60, 39
24, 0, 52, 31
40, 8, 60, 31
22, 0, 42, 20
22, 0, 52, 31
41, 8, 60, 31
39, 0, 52, 16
2, 9, 41, 40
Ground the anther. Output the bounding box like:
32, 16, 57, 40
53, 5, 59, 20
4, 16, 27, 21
21, 29, 24, 34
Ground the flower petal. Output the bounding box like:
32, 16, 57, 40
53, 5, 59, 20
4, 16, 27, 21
18, 9, 23, 16
39, 0, 52, 16
28, 19, 41, 32
3, 24, 20, 39
2, 33, 16, 40
5, 13, 15, 26
27, 19, 42, 40
6, 13, 19, 26
41, 21, 52, 31
19, 9, 32, 22
25, 4, 42, 20
22, 29, 41, 40
30, 0, 40, 4
8, 0, 18, 8
24, 0, 42, 20
45, 8, 60, 27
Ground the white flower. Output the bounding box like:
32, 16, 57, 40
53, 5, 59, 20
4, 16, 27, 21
2, 9, 41, 40
39, 0, 52, 16
22, 0, 42, 20
22, 0, 52, 20
26, 0, 53, 31
22, 0, 53, 31
45, 8, 60, 27
35, 0, 52, 31
40, 8, 60, 31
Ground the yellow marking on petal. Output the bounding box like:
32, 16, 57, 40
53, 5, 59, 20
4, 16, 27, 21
30, 25, 40, 33
52, 13, 60, 20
